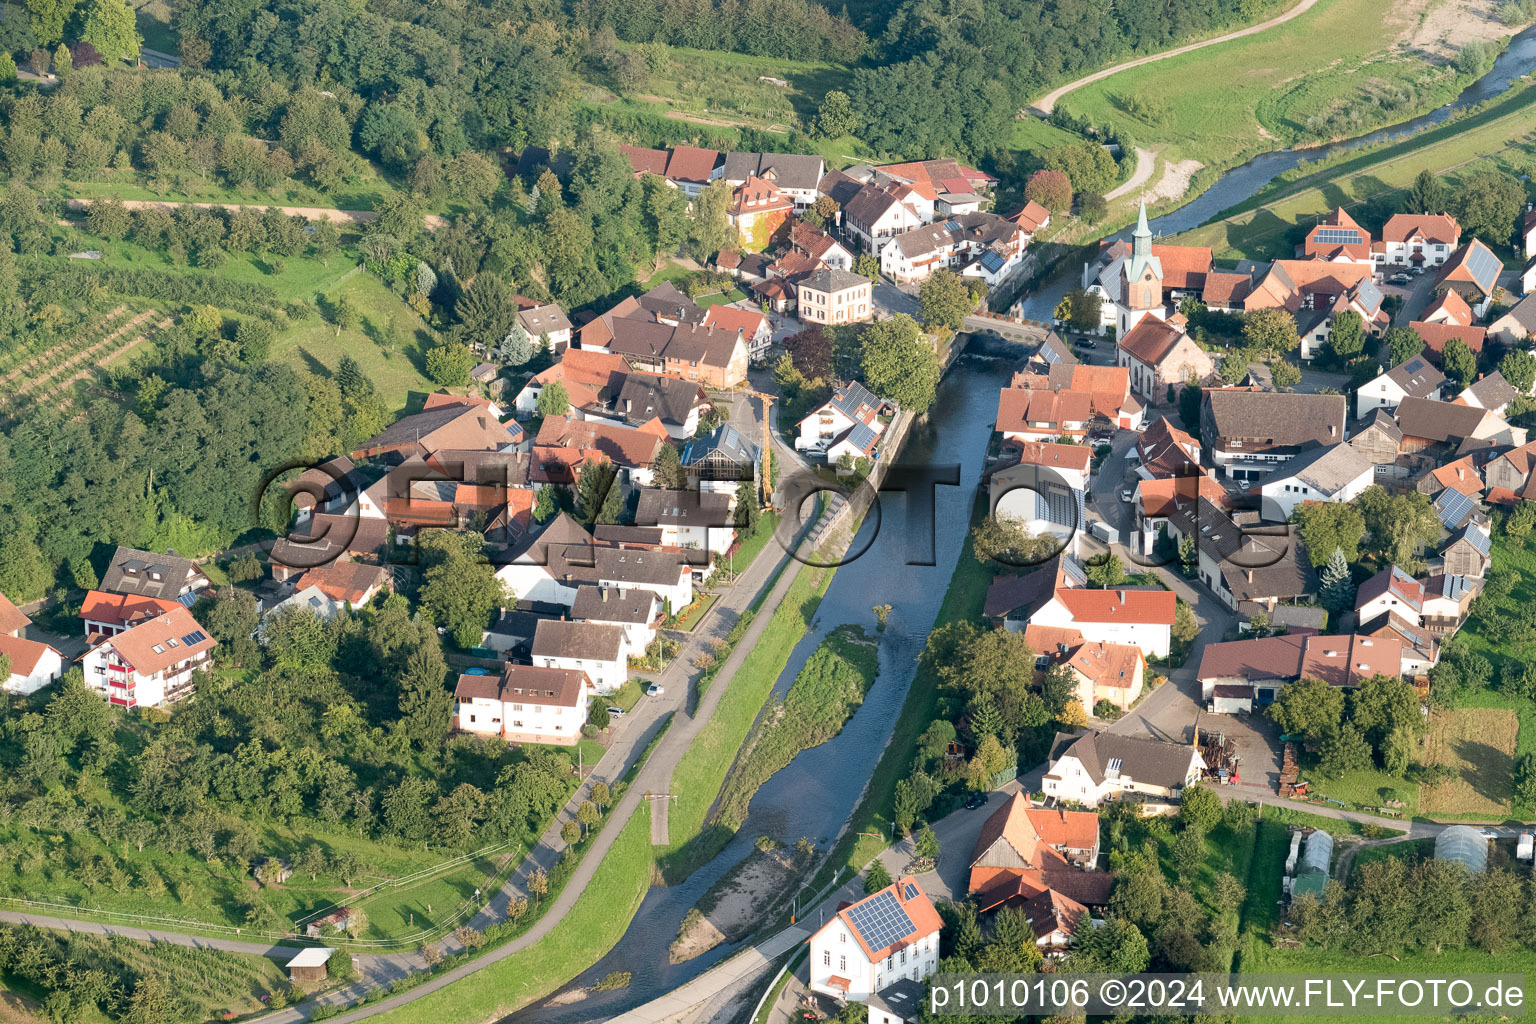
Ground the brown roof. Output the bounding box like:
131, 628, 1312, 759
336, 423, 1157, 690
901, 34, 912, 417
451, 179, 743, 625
1005, 441, 1092, 472
99, 606, 215, 676
1201, 271, 1253, 307
353, 402, 518, 459
0, 634, 58, 676
664, 145, 720, 185
1424, 289, 1472, 325
996, 388, 1094, 433
527, 350, 629, 409
619, 145, 669, 177
0, 591, 31, 636
1197, 632, 1402, 687
1203, 390, 1346, 448
530, 619, 625, 663
295, 561, 388, 605
1411, 320, 1486, 357
455, 663, 586, 708
571, 585, 657, 625
1380, 213, 1460, 245
1118, 316, 1189, 366
534, 414, 667, 470
1150, 243, 1212, 291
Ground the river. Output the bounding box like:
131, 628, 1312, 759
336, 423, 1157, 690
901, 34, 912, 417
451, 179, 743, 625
507, 356, 1014, 1024
1018, 21, 1536, 321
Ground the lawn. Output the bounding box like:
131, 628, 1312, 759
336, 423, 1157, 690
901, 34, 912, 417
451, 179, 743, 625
672, 591, 720, 631
1059, 0, 1503, 194
130, 0, 178, 54
1304, 767, 1419, 818
1419, 706, 1519, 818
270, 269, 440, 414
1007, 116, 1095, 159
80, 232, 362, 306
366, 811, 654, 1024
1173, 79, 1536, 260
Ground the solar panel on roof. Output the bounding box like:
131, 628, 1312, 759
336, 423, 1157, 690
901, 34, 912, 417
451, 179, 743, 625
1434, 489, 1473, 528
903, 882, 919, 900
1062, 556, 1088, 587
1464, 527, 1491, 556
846, 423, 879, 453
1313, 228, 1363, 245
181, 630, 207, 646
1404, 358, 1425, 373
846, 890, 915, 954
1464, 243, 1501, 290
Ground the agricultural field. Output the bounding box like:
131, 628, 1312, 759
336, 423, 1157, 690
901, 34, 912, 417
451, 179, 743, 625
0, 305, 172, 422
1059, 0, 1518, 208
1419, 706, 1519, 817
1174, 80, 1536, 259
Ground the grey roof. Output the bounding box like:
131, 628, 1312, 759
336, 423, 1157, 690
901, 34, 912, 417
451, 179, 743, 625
869, 980, 925, 1021
509, 512, 594, 566
682, 424, 759, 473
1047, 730, 1197, 790
531, 619, 625, 662
1037, 331, 1078, 367
800, 267, 869, 295
1357, 407, 1403, 443
517, 302, 572, 338
1424, 573, 1476, 602
100, 547, 206, 602
1170, 498, 1317, 603
571, 585, 657, 625
637, 282, 706, 325
635, 488, 733, 528
1394, 397, 1494, 443
1383, 354, 1445, 399
1299, 830, 1333, 876
721, 152, 825, 190
1462, 371, 1519, 410
1496, 292, 1536, 333
1204, 391, 1346, 449
843, 185, 901, 227
616, 373, 706, 428
1260, 442, 1371, 494
487, 609, 543, 639
817, 169, 867, 208
593, 524, 666, 546
1268, 605, 1327, 631
593, 545, 685, 586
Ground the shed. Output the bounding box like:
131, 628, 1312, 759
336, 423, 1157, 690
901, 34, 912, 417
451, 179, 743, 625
1434, 824, 1488, 873
286, 947, 335, 984
471, 362, 498, 383
1519, 832, 1533, 862
1211, 684, 1254, 715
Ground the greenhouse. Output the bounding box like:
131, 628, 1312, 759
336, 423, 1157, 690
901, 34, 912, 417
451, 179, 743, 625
1434, 825, 1489, 873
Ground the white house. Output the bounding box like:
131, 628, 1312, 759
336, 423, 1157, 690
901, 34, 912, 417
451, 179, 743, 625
636, 489, 735, 555
0, 634, 64, 695
701, 305, 774, 363
530, 619, 628, 695
1523, 207, 1536, 259
454, 664, 587, 746
796, 381, 885, 454
595, 547, 693, 614
1041, 730, 1204, 808
842, 184, 930, 254
494, 514, 596, 607
571, 585, 658, 659
808, 876, 942, 1003
1355, 353, 1445, 418
1355, 567, 1424, 626
79, 606, 216, 709
1028, 587, 1175, 659
989, 442, 1091, 557
1255, 443, 1374, 522
501, 301, 574, 358
1375, 213, 1461, 267
259, 586, 346, 632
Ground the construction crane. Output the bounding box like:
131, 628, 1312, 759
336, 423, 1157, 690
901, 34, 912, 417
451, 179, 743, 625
739, 386, 776, 510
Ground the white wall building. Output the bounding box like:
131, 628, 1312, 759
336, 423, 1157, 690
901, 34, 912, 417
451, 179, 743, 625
1041, 730, 1204, 808
1255, 443, 1374, 522
0, 635, 64, 695
571, 586, 658, 659
530, 619, 628, 694
1355, 354, 1445, 418
808, 877, 942, 1003
1028, 589, 1175, 659
454, 665, 587, 746
79, 607, 216, 709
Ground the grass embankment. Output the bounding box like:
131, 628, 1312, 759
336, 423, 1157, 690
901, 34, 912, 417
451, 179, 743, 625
365, 811, 654, 1024
1174, 79, 1536, 260
659, 558, 838, 880
713, 625, 879, 829
1061, 0, 1512, 206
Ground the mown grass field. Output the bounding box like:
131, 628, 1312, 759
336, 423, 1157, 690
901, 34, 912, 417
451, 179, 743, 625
1175, 80, 1536, 260
1420, 706, 1518, 817
1060, 0, 1503, 187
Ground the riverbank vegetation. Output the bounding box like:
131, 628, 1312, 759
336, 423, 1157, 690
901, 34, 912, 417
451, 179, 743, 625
668, 837, 814, 963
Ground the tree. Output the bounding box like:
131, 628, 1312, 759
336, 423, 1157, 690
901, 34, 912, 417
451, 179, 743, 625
588, 702, 610, 729
454, 272, 518, 352
687, 179, 734, 260
527, 867, 549, 905
536, 380, 571, 417
1349, 674, 1421, 751
574, 460, 622, 526
1442, 337, 1477, 387
1062, 288, 1102, 332
863, 859, 892, 894
425, 343, 475, 387
854, 253, 880, 280
1243, 308, 1298, 360
1500, 349, 1536, 394
918, 269, 973, 331
1085, 552, 1124, 588
1317, 722, 1373, 776
1213, 871, 1247, 913
1450, 169, 1524, 244
1179, 785, 1222, 834
859, 313, 941, 414
561, 819, 581, 845
577, 799, 599, 838
785, 324, 834, 380
418, 533, 504, 649
1025, 169, 1072, 214
1357, 485, 1442, 569
1385, 326, 1425, 367
1041, 142, 1120, 196
1271, 359, 1301, 390
641, 173, 688, 261
77, 0, 139, 63
734, 480, 761, 532
1406, 169, 1449, 216
1292, 502, 1367, 567
914, 823, 940, 863
970, 514, 1049, 566
1173, 600, 1199, 645
1515, 752, 1536, 808
1078, 192, 1108, 222
1319, 546, 1356, 612
652, 443, 687, 490
1267, 676, 1346, 739
1328, 310, 1364, 362
814, 89, 860, 138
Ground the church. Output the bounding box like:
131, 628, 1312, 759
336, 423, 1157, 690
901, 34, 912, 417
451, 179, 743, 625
1081, 200, 1213, 337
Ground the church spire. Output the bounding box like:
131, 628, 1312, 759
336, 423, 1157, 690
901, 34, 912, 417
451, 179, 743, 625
1133, 198, 1151, 257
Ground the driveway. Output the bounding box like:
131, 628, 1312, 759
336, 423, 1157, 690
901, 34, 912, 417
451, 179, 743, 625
872, 282, 919, 319
1389, 271, 1437, 328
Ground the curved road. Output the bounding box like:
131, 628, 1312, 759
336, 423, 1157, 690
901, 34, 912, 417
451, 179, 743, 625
1030, 0, 1321, 115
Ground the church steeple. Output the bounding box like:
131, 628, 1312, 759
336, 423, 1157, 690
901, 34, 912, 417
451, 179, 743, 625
1124, 197, 1163, 312
1133, 198, 1152, 257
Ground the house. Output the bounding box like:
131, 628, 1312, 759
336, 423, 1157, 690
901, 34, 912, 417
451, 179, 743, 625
807, 876, 941, 1002
1298, 207, 1373, 263
1025, 624, 1145, 713
513, 349, 629, 417
635, 489, 735, 555
571, 585, 658, 658
260, 585, 346, 630
79, 591, 183, 639
0, 630, 64, 695
372, 450, 536, 542
1349, 408, 1406, 472
650, 323, 751, 388
682, 424, 760, 496
1255, 443, 1374, 521
866, 979, 925, 1024
351, 399, 519, 463
284, 947, 334, 985
721, 152, 826, 209
614, 373, 711, 440
1196, 632, 1406, 709
1524, 207, 1536, 258
1358, 609, 1438, 676
1441, 518, 1492, 577
592, 545, 693, 609
1160, 496, 1317, 613
80, 606, 215, 708
532, 415, 668, 487
293, 561, 389, 610
1422, 288, 1473, 326
454, 664, 588, 745
1421, 573, 1479, 634
1005, 199, 1051, 238
1488, 293, 1536, 347
988, 443, 1091, 556
1116, 315, 1214, 398
797, 381, 885, 453
1135, 417, 1202, 480
842, 182, 931, 254
1042, 730, 1204, 807
871, 158, 995, 199
1454, 372, 1521, 417
1201, 270, 1254, 312
1132, 473, 1230, 555
1082, 200, 1212, 335
100, 547, 210, 605
1355, 566, 1424, 625
1007, 363, 1142, 430
1027, 584, 1175, 658
798, 268, 872, 325
701, 305, 773, 364
1201, 390, 1346, 480
1433, 239, 1503, 318
661, 145, 723, 197
1411, 321, 1486, 364
530, 619, 627, 694
494, 513, 595, 603
984, 553, 1085, 629
967, 791, 1103, 900
995, 388, 1093, 444
1243, 260, 1387, 357
1375, 213, 1461, 267
727, 175, 794, 251
1394, 396, 1526, 452
789, 220, 854, 271
269, 515, 390, 582
582, 292, 749, 387
503, 299, 573, 358
1482, 439, 1536, 496
1356, 354, 1445, 418
878, 212, 1026, 286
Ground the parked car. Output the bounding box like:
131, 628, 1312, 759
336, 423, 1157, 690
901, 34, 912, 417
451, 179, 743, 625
1409, 265, 1425, 275
1389, 273, 1411, 284
645, 683, 665, 697
1119, 487, 1134, 502
607, 706, 625, 717
965, 793, 987, 810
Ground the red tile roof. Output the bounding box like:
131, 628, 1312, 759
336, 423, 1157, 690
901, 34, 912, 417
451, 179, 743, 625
1055, 588, 1176, 626
1201, 271, 1253, 307
0, 633, 58, 676
664, 145, 720, 185
99, 606, 215, 677
996, 388, 1094, 433
1410, 320, 1486, 356
1007, 441, 1091, 472
619, 145, 669, 177
820, 875, 942, 962
79, 590, 182, 629
1150, 244, 1212, 290
0, 591, 32, 636
1423, 289, 1472, 326
1380, 213, 1460, 245
700, 305, 766, 337
295, 562, 387, 605
1118, 316, 1188, 366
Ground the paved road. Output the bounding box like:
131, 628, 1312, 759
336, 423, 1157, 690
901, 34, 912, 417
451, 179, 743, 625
1029, 0, 1321, 115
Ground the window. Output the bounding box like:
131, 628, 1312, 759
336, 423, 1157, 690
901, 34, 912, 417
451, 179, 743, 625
823, 951, 830, 967
839, 956, 846, 972
839, 932, 845, 943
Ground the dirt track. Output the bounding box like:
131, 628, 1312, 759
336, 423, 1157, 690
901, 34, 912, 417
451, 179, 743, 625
65, 197, 447, 231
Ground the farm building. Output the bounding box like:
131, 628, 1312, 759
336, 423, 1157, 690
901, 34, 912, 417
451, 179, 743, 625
1434, 825, 1488, 873
286, 947, 335, 984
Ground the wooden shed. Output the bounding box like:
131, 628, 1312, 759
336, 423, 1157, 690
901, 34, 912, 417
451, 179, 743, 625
286, 947, 334, 984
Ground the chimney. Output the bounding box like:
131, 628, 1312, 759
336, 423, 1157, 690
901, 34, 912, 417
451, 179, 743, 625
1245, 569, 1254, 583
1117, 591, 1125, 604
602, 589, 608, 602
